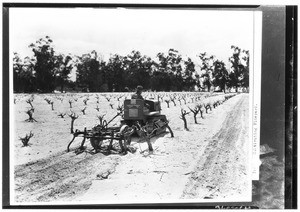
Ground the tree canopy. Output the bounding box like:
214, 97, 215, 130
13, 37, 250, 93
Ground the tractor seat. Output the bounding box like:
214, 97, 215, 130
145, 111, 160, 116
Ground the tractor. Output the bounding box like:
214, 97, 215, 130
67, 98, 173, 154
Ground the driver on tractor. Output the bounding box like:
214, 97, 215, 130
131, 85, 144, 100
131, 85, 150, 110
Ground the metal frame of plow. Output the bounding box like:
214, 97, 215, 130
67, 120, 174, 154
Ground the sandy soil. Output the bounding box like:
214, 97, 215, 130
75, 94, 250, 204
182, 94, 249, 200
12, 92, 251, 204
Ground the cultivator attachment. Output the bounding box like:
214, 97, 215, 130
67, 124, 135, 154
67, 98, 174, 155
67, 119, 173, 154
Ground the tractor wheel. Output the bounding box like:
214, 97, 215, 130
120, 124, 129, 134
119, 124, 133, 145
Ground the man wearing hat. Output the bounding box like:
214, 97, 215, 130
131, 85, 144, 100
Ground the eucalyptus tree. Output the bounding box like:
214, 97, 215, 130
198, 52, 215, 92
156, 49, 185, 91
183, 57, 196, 91
54, 53, 73, 92
228, 45, 250, 92
123, 51, 154, 90
212, 60, 228, 93
13, 53, 36, 92
75, 50, 105, 92
28, 36, 57, 93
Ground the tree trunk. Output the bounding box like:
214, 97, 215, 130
70, 119, 75, 134
146, 137, 153, 152
193, 115, 198, 124
183, 118, 188, 130
222, 84, 226, 93
207, 84, 211, 92
200, 110, 203, 119
60, 83, 64, 93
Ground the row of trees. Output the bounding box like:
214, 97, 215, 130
13, 36, 250, 93
197, 47, 249, 93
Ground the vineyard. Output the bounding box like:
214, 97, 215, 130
13, 91, 250, 203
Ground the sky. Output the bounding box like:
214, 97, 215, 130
10, 7, 254, 79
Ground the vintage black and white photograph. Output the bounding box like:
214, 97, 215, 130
9, 6, 259, 205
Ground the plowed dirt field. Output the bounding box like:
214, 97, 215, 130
12, 92, 251, 204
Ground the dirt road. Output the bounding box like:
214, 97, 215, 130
182, 94, 250, 200
13, 94, 250, 204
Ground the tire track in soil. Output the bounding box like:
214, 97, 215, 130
14, 150, 121, 202
182, 94, 250, 199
